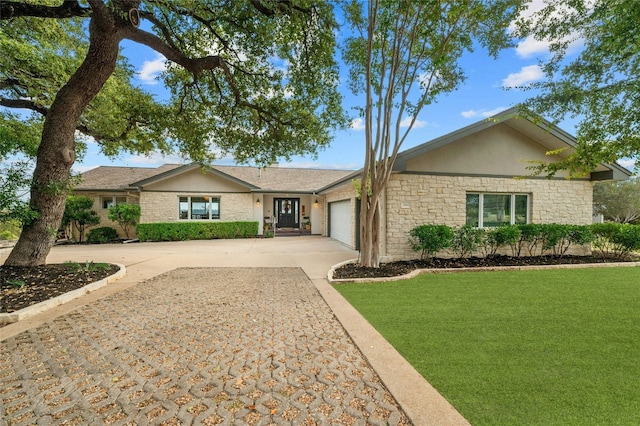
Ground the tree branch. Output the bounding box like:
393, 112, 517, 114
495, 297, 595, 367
0, 1, 90, 20
0, 97, 48, 116
248, 0, 310, 16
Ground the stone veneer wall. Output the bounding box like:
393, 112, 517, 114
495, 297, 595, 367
384, 174, 594, 260
139, 192, 254, 223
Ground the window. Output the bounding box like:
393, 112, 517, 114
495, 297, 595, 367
101, 196, 126, 209
466, 193, 528, 227
178, 196, 220, 220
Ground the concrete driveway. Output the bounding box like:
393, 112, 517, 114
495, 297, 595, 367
0, 237, 468, 425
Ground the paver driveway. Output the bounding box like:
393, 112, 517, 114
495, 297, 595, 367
1, 237, 469, 425
0, 267, 409, 425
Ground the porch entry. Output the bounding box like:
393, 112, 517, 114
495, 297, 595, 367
274, 198, 299, 228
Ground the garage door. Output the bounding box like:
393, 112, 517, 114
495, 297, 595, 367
329, 200, 352, 247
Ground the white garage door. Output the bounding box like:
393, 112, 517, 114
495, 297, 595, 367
329, 200, 352, 247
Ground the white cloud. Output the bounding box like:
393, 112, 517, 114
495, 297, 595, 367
137, 54, 167, 85
461, 107, 507, 119
502, 65, 544, 88
512, 1, 590, 59
515, 36, 552, 58
350, 118, 366, 131
399, 116, 427, 128
617, 158, 636, 171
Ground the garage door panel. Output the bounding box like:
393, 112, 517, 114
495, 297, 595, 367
329, 200, 351, 247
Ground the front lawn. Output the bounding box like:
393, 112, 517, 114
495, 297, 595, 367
335, 267, 640, 425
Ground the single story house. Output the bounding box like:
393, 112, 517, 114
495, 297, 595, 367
74, 107, 631, 260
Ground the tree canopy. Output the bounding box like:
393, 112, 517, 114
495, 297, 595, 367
513, 0, 640, 176
593, 179, 640, 224
1, 0, 346, 266
1, 0, 345, 163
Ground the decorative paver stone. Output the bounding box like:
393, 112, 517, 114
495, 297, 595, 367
0, 267, 411, 425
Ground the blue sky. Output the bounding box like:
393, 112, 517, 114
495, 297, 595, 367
73, 2, 634, 174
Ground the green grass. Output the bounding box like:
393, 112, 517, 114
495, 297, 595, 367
335, 268, 640, 425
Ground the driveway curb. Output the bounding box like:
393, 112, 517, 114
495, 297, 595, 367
0, 263, 126, 325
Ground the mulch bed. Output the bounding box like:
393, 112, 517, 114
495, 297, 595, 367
0, 263, 120, 314
333, 255, 634, 279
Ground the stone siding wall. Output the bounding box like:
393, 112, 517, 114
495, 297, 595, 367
139, 192, 254, 223
384, 174, 593, 260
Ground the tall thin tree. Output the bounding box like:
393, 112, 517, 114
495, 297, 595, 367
343, 0, 521, 267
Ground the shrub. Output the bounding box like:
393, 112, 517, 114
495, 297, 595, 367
61, 196, 100, 243
409, 224, 453, 260
107, 203, 141, 239
591, 222, 623, 258
0, 219, 21, 240
517, 223, 544, 256
536, 224, 594, 257
452, 224, 485, 258
610, 224, 640, 259
0, 230, 15, 240
484, 225, 521, 257
87, 227, 119, 244
568, 225, 595, 248
136, 221, 259, 241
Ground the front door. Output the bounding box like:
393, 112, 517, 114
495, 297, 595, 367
275, 198, 299, 228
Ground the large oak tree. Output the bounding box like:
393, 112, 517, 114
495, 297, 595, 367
1, 0, 345, 266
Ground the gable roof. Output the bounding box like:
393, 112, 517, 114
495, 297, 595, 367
74, 164, 183, 191
393, 107, 632, 181
75, 163, 354, 193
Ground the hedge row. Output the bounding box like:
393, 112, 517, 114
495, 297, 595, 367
409, 223, 640, 260
136, 221, 259, 241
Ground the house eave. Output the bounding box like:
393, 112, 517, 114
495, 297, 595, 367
131, 163, 260, 190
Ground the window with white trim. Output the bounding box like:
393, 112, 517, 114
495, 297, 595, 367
179, 196, 220, 220
101, 196, 127, 209
466, 193, 529, 227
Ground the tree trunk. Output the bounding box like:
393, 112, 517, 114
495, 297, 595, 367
359, 191, 381, 268
5, 5, 122, 266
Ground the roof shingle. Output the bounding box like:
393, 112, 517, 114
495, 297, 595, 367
75, 164, 353, 193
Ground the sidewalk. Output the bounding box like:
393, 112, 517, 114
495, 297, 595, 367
0, 237, 468, 425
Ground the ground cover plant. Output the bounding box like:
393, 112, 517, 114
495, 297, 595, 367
335, 267, 640, 425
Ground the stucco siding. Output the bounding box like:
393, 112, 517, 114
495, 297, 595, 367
384, 174, 593, 260
405, 123, 571, 178
144, 168, 250, 192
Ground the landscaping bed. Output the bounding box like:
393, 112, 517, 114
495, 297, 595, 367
333, 254, 634, 279
0, 263, 119, 314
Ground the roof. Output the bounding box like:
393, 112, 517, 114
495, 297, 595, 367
393, 107, 632, 181
75, 163, 354, 193
74, 164, 183, 191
